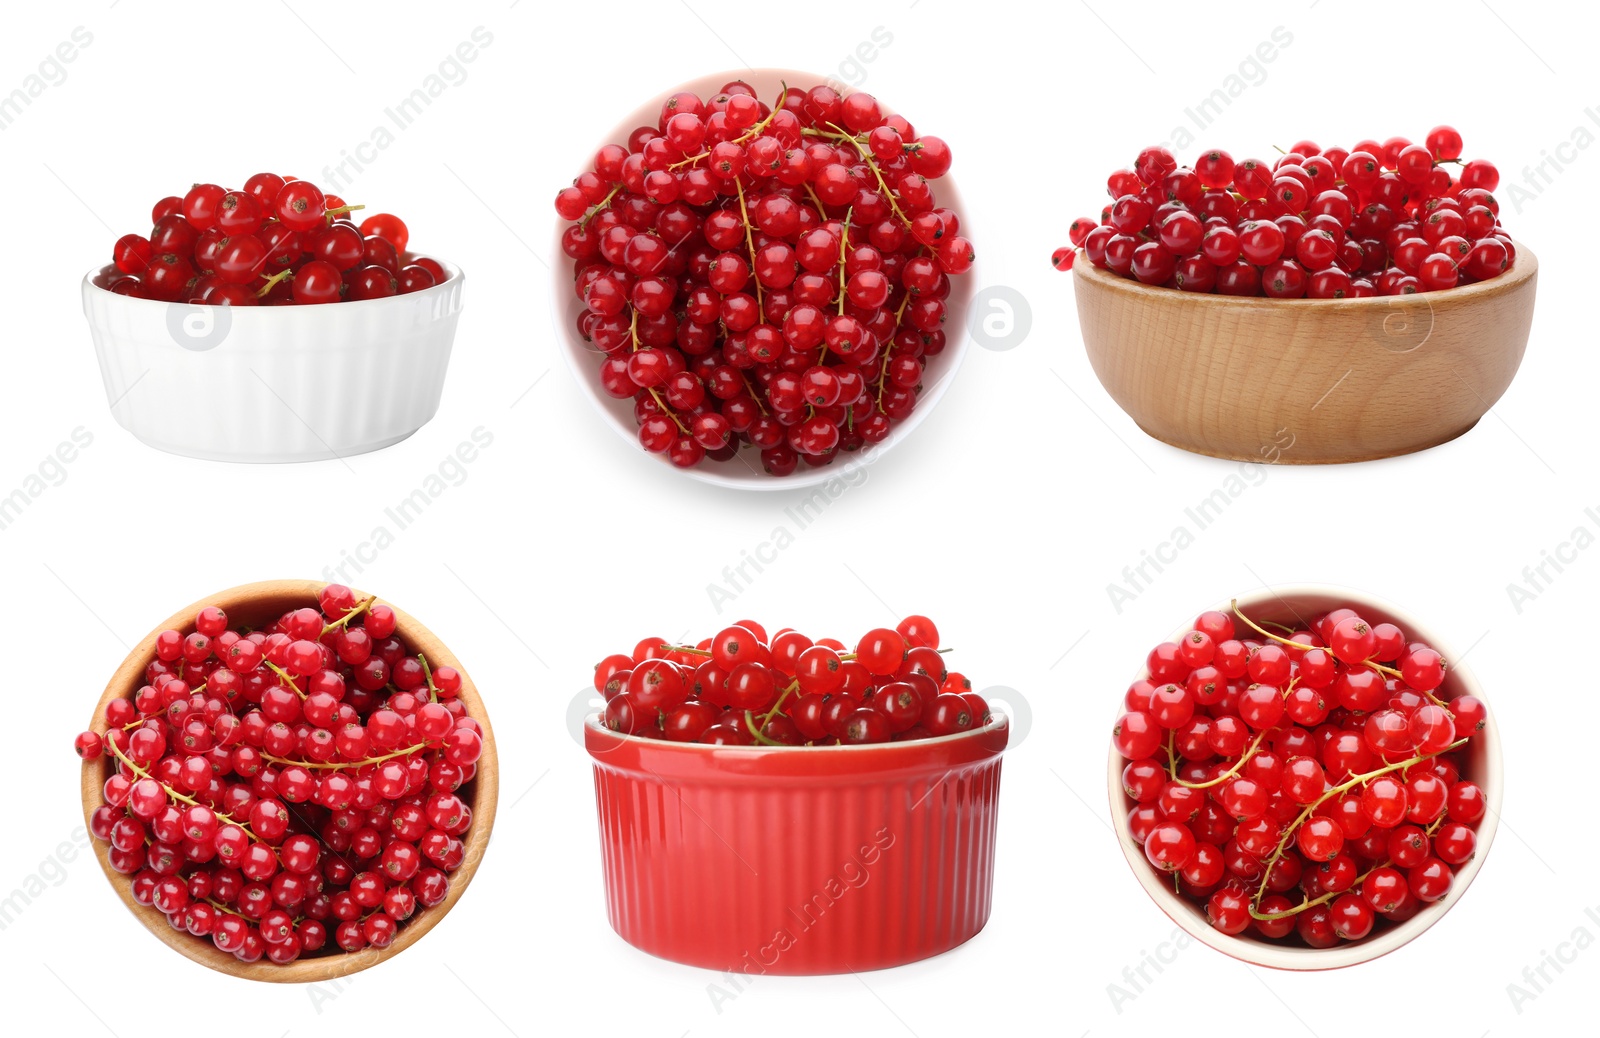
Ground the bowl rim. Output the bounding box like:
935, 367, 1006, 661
79, 578, 499, 984
1073, 238, 1536, 308
548, 66, 974, 493
1105, 582, 1503, 971
81, 259, 464, 310
585, 711, 1009, 754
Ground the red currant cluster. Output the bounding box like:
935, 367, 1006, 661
1112, 603, 1488, 947
74, 585, 484, 966
97, 175, 444, 305
1058, 126, 1513, 297
556, 81, 971, 475
595, 616, 989, 745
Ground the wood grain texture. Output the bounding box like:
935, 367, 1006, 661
1074, 244, 1538, 464
80, 579, 498, 984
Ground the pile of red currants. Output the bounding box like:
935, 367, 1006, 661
98, 175, 444, 305
555, 81, 971, 475
74, 585, 485, 965
1058, 126, 1514, 297
1112, 602, 1488, 947
594, 616, 989, 745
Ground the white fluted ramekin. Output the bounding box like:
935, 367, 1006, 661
81, 264, 464, 463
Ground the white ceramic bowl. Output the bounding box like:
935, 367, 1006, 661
549, 68, 973, 491
1107, 585, 1503, 970
82, 263, 464, 463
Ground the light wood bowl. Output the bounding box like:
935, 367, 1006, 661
80, 579, 499, 983
1074, 245, 1538, 464
1107, 585, 1502, 969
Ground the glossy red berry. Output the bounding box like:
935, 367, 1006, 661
80, 587, 484, 967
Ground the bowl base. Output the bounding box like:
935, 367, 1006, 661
119, 424, 423, 464
609, 917, 991, 976
1133, 418, 1482, 466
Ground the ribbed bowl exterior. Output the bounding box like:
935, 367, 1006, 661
585, 718, 1007, 974
80, 266, 464, 463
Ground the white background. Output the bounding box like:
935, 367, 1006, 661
2, 0, 1595, 1035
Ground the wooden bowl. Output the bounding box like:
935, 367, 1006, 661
79, 579, 499, 983
1107, 585, 1503, 969
1074, 245, 1538, 464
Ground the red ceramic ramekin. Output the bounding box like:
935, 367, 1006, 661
585, 716, 1009, 974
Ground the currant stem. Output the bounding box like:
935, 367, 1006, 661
1247, 859, 1393, 921
1230, 600, 1310, 651
578, 185, 621, 228
265, 661, 306, 699
820, 121, 913, 228
876, 288, 916, 412
105, 735, 262, 842
206, 896, 249, 919
261, 741, 427, 771
254, 267, 293, 299
647, 386, 690, 435
739, 370, 769, 416
837, 206, 853, 316
1249, 737, 1469, 914
803, 182, 827, 217
1174, 729, 1268, 790
734, 177, 763, 311
668, 86, 786, 171
759, 679, 802, 727
744, 709, 784, 746
418, 653, 439, 704
324, 203, 366, 219
322, 595, 376, 634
